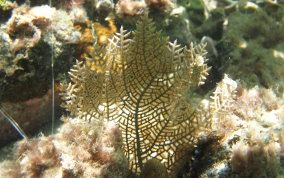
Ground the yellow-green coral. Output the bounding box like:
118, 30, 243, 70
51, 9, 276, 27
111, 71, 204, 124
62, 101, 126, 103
0, 0, 17, 11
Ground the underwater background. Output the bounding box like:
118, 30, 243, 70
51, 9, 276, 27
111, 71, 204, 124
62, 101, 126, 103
0, 0, 283, 177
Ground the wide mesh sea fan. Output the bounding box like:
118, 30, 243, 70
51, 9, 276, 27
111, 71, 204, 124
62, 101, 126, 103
61, 15, 210, 173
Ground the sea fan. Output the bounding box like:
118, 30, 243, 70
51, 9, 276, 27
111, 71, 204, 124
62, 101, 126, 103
61, 15, 211, 173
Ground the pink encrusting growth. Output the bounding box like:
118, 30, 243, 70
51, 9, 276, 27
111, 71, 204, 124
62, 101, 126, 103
0, 117, 128, 178
115, 0, 174, 17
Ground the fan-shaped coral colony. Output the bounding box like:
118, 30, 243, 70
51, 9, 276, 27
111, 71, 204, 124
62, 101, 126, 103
0, 0, 283, 177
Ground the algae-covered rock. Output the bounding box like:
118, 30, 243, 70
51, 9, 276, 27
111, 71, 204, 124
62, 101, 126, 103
218, 4, 284, 94
0, 89, 61, 148
0, 5, 80, 102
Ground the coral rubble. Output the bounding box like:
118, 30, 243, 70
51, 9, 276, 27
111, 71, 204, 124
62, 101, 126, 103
190, 87, 284, 178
